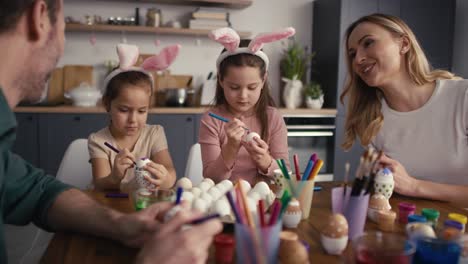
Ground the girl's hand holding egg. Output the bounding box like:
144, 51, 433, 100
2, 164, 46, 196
143, 161, 169, 188
242, 133, 272, 173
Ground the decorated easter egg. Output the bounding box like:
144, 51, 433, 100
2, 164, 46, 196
322, 214, 348, 238
283, 198, 302, 228
406, 222, 436, 241
245, 132, 260, 143
176, 177, 192, 190
279, 231, 309, 264
374, 168, 394, 199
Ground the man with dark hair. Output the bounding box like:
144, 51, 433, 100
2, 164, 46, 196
0, 1, 221, 263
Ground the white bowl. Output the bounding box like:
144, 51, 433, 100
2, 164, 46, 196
64, 82, 102, 107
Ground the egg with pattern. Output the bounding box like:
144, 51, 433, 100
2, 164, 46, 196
321, 214, 348, 255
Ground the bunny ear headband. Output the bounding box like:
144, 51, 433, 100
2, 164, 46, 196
103, 43, 181, 92
209, 27, 296, 70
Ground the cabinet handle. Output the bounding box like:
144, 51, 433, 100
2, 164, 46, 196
73, 116, 81, 121
186, 117, 192, 122
27, 116, 33, 121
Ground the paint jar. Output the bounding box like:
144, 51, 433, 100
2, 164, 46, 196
448, 213, 467, 233
408, 214, 427, 224
398, 202, 416, 224
422, 208, 440, 229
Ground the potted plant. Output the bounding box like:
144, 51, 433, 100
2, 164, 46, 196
304, 82, 324, 109
280, 40, 315, 109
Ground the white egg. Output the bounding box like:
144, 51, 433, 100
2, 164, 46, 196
200, 192, 213, 206
265, 191, 276, 208
208, 187, 222, 201
192, 198, 208, 213
198, 181, 211, 192
253, 181, 271, 198
176, 177, 192, 190
202, 178, 215, 187
181, 191, 194, 203
248, 190, 261, 203
220, 179, 234, 191
245, 197, 257, 214
238, 179, 252, 193
215, 183, 227, 194
245, 132, 261, 143
211, 199, 231, 217
191, 187, 202, 198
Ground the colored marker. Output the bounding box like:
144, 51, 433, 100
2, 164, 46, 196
208, 112, 249, 130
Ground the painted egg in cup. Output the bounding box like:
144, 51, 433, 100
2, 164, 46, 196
283, 198, 302, 228
321, 213, 348, 255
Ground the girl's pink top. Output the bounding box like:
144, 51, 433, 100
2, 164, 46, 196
199, 105, 289, 185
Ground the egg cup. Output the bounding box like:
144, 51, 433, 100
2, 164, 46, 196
321, 235, 348, 255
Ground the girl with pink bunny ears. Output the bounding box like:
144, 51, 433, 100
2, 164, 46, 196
88, 43, 180, 192
199, 27, 295, 185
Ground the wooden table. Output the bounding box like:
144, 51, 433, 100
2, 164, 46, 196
40, 182, 467, 264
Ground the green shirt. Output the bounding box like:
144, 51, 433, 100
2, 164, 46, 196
0, 89, 72, 263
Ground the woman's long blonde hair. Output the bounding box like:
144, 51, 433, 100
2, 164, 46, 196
340, 13, 456, 150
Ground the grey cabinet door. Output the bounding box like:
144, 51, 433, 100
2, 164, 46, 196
400, 0, 455, 70
147, 114, 196, 179
12, 113, 40, 167
39, 113, 108, 175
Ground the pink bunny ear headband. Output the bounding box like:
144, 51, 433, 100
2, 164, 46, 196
209, 27, 296, 70
103, 43, 181, 92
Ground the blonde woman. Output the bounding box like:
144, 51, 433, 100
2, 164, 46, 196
341, 13, 468, 206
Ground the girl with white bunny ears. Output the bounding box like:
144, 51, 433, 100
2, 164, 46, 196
88, 43, 180, 191
199, 27, 295, 185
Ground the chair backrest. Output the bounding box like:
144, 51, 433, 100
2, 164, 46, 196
184, 143, 203, 186
56, 138, 93, 189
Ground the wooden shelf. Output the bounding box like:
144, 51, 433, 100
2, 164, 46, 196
65, 23, 251, 38
97, 0, 253, 9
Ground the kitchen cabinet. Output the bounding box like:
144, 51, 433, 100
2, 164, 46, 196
12, 114, 40, 167
311, 0, 455, 180
38, 114, 108, 175
148, 114, 198, 178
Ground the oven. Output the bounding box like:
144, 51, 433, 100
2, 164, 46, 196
283, 114, 335, 182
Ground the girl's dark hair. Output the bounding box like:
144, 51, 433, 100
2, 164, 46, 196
102, 71, 153, 110
215, 39, 275, 142
0, 0, 59, 34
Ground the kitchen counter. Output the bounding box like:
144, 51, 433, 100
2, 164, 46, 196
14, 106, 337, 116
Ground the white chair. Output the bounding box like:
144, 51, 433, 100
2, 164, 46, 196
184, 143, 204, 186
56, 138, 93, 189
8, 138, 93, 264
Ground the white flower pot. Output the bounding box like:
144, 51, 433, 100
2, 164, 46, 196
282, 77, 303, 109
305, 95, 324, 109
